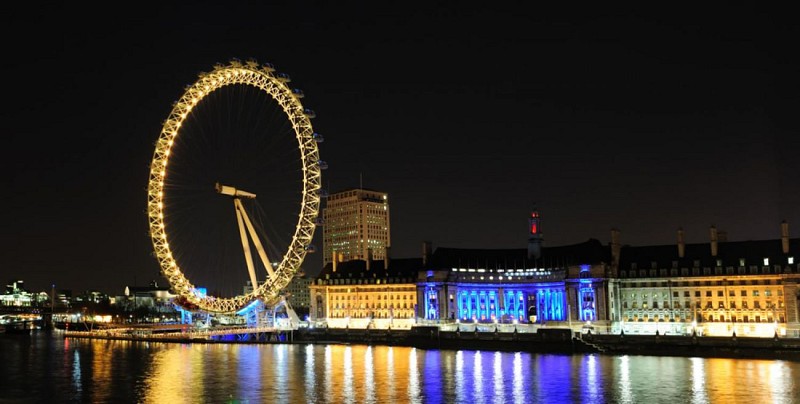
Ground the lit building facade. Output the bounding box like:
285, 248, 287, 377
1, 280, 49, 307
418, 239, 613, 330
309, 258, 420, 329
323, 188, 390, 265
611, 223, 800, 337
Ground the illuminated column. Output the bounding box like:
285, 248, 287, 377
498, 287, 505, 317
479, 292, 487, 320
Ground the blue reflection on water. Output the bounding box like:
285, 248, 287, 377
72, 349, 82, 395
473, 351, 485, 404
492, 351, 504, 404
423, 350, 442, 403
236, 345, 261, 402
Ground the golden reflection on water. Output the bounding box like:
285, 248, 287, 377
89, 341, 113, 402
144, 344, 204, 403
363, 346, 375, 402
304, 344, 315, 403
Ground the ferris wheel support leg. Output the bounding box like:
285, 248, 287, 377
236, 198, 277, 280
235, 199, 260, 291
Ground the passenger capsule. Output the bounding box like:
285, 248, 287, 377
277, 72, 291, 82
312, 132, 324, 143
292, 88, 305, 98
318, 160, 328, 170
303, 109, 316, 119
318, 189, 329, 198
261, 63, 276, 72
305, 244, 317, 253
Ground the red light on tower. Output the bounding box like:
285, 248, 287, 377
529, 210, 540, 235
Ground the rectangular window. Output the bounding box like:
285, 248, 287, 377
741, 290, 747, 297
717, 290, 724, 297
753, 290, 760, 297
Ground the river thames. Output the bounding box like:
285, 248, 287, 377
1, 331, 798, 403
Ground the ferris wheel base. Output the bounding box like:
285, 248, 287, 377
173, 296, 300, 330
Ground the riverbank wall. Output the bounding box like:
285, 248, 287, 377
63, 326, 800, 361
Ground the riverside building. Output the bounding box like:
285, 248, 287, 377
309, 257, 420, 329
310, 208, 800, 338
417, 210, 614, 332
612, 222, 799, 337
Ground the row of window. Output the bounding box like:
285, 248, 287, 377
333, 303, 411, 309
622, 265, 796, 278
623, 314, 786, 323
327, 311, 412, 319
624, 279, 780, 287
622, 301, 784, 309
330, 294, 414, 300
624, 289, 783, 299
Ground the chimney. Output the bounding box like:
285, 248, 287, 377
422, 241, 432, 266
782, 220, 790, 254
677, 227, 685, 258
332, 252, 337, 273
366, 248, 373, 271
384, 246, 391, 269
710, 225, 718, 257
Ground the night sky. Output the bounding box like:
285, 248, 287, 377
3, 3, 798, 294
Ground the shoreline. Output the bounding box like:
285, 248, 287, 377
59, 326, 800, 361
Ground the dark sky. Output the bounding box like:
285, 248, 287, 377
2, 3, 798, 294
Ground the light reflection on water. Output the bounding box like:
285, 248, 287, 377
1, 332, 799, 403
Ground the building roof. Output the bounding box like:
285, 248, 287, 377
316, 257, 423, 280
328, 187, 386, 195
430, 238, 611, 270
619, 238, 800, 269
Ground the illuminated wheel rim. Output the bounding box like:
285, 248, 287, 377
146, 59, 321, 314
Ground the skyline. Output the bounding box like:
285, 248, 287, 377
2, 3, 799, 293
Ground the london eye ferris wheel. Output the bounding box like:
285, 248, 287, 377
146, 59, 324, 314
